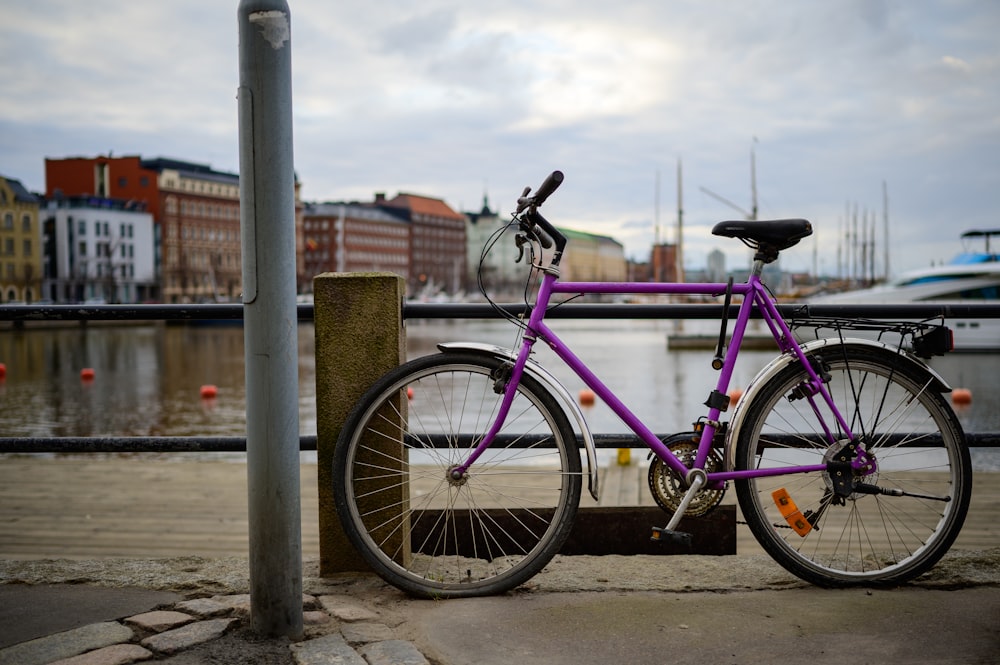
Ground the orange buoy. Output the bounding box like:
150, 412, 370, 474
80, 368, 96, 382
728, 388, 743, 404
578, 389, 596, 406
951, 388, 972, 406
406, 387, 414, 400
200, 384, 219, 399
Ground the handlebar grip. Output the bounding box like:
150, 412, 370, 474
532, 171, 564, 207
533, 226, 554, 249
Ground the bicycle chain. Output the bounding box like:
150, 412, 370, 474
737, 519, 794, 530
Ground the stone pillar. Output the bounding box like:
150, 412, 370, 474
313, 272, 406, 574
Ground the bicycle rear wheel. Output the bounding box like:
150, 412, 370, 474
734, 344, 970, 586
332, 352, 582, 598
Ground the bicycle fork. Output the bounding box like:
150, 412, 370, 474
448, 333, 540, 481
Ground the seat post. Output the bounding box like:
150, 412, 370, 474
749, 257, 767, 279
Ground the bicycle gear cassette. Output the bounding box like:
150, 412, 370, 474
648, 439, 726, 517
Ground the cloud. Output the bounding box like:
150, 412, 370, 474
2, 0, 999, 274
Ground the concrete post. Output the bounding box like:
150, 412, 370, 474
237, 0, 302, 638
313, 272, 406, 574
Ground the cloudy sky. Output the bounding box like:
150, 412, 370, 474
2, 1, 998, 275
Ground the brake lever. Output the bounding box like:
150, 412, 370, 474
514, 233, 528, 263
515, 186, 534, 214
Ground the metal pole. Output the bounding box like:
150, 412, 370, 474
237, 0, 302, 638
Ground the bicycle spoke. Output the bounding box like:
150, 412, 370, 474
735, 344, 969, 586
334, 354, 581, 597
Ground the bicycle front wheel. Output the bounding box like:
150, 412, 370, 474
734, 344, 971, 586
332, 352, 582, 598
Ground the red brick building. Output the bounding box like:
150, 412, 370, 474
650, 242, 680, 283
380, 193, 466, 295
301, 202, 410, 287
302, 193, 466, 297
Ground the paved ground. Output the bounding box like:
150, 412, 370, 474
1, 457, 997, 559
2, 550, 999, 665
1, 457, 998, 663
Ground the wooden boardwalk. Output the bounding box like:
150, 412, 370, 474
0, 456, 996, 559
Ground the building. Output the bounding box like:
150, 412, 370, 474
302, 201, 410, 287
147, 158, 242, 302
559, 228, 627, 283
650, 242, 679, 283
0, 175, 42, 303
379, 193, 467, 296
706, 248, 726, 283
41, 196, 156, 303
45, 155, 251, 302
464, 196, 522, 295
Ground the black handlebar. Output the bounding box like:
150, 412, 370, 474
512, 171, 568, 261
532, 170, 564, 207
515, 170, 564, 214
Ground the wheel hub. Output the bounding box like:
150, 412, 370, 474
447, 466, 469, 487
822, 439, 876, 499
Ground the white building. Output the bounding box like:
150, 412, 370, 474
706, 248, 727, 283
465, 197, 523, 295
41, 196, 156, 303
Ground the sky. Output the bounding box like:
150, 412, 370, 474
2, 0, 998, 276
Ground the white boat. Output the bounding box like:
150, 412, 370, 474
810, 230, 1000, 352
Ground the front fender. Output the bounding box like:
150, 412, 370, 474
724, 337, 952, 472
438, 342, 600, 502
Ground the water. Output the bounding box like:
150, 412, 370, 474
1, 319, 998, 467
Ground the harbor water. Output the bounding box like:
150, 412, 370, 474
1, 319, 998, 469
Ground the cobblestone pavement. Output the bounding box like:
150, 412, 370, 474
0, 584, 430, 665
3, 548, 1000, 665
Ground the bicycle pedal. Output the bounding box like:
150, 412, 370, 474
650, 527, 693, 548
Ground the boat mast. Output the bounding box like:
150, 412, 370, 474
883, 180, 890, 281
676, 158, 684, 283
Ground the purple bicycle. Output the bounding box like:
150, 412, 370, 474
332, 171, 971, 598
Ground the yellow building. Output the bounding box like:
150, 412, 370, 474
0, 175, 42, 303
558, 228, 627, 283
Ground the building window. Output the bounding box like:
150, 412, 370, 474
3, 213, 11, 230
4, 238, 13, 255
22, 215, 31, 232
23, 239, 31, 256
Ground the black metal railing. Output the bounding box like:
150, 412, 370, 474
2, 301, 998, 454
2, 301, 999, 323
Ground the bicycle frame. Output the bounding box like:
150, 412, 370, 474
457, 263, 861, 487
332, 176, 970, 597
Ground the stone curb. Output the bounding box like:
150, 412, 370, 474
0, 591, 431, 665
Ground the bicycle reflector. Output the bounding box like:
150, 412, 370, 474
772, 488, 813, 537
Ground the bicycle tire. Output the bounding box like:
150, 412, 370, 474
332, 352, 582, 598
734, 344, 971, 586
